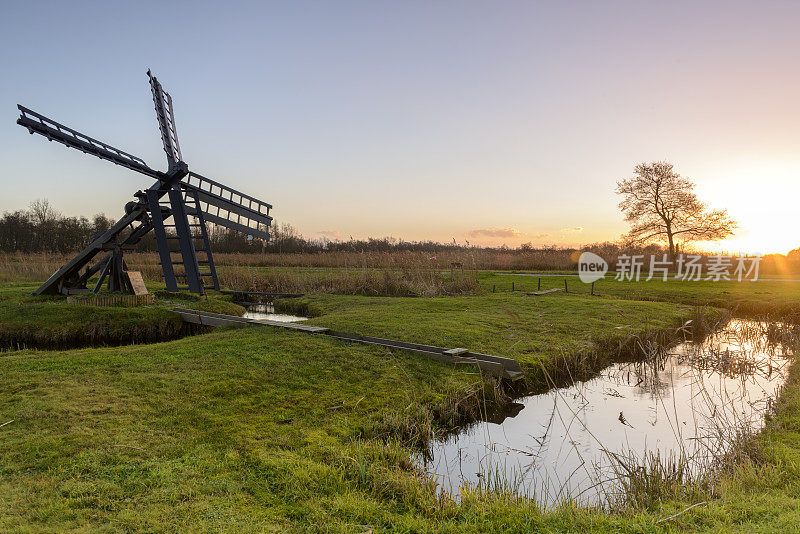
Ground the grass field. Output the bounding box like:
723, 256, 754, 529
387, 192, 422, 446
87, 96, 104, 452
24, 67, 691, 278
0, 283, 244, 350
1, 259, 800, 532
293, 293, 709, 384
477, 271, 800, 316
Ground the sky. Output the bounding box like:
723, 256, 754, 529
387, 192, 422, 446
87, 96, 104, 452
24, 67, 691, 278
1, 1, 799, 254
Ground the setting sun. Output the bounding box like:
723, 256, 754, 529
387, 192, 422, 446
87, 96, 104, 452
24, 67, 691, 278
694, 158, 800, 254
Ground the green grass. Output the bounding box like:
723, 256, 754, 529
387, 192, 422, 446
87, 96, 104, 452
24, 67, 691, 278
477, 271, 800, 316
297, 292, 709, 375
206, 263, 800, 315
0, 283, 244, 350
1, 273, 799, 532
0, 327, 468, 531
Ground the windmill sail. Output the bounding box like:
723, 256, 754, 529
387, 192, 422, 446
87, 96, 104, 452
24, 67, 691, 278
16, 106, 164, 180
148, 69, 183, 170
181, 172, 272, 240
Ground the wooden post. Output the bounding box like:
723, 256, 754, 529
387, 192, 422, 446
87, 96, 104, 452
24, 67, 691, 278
492, 284, 496, 293
512, 281, 515, 292
564, 279, 568, 293
591, 281, 595, 295
538, 277, 541, 291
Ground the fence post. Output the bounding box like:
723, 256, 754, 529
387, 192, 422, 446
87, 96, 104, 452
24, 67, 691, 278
538, 277, 541, 291
512, 281, 515, 292
492, 284, 496, 293
564, 279, 568, 293
591, 281, 595, 295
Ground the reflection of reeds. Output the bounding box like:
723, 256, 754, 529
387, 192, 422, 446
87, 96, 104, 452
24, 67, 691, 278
590, 318, 796, 510
674, 346, 787, 379
670, 318, 794, 380
427, 316, 799, 511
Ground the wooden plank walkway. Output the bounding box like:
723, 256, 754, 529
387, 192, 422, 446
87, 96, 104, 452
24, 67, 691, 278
173, 307, 524, 381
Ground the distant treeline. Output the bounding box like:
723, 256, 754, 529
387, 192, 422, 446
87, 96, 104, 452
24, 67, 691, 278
0, 204, 652, 257
0, 201, 117, 254
2, 201, 799, 273
0, 203, 584, 256
0, 200, 355, 254
1, 199, 611, 256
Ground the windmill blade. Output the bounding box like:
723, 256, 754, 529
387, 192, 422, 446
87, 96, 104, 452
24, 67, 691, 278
181, 172, 272, 240
17, 105, 164, 180
148, 70, 182, 171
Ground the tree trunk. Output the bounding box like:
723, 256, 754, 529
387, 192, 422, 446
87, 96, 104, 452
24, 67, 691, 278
666, 225, 675, 259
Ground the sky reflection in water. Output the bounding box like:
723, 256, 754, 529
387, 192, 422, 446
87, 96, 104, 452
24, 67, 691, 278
422, 320, 792, 506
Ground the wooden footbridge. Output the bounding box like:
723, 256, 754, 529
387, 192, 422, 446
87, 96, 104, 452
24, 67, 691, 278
174, 308, 524, 381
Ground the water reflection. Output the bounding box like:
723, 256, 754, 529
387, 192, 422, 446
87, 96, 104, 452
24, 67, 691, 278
421, 320, 793, 506
242, 304, 308, 323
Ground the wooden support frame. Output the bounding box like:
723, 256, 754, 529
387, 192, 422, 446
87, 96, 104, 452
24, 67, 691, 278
19, 71, 273, 296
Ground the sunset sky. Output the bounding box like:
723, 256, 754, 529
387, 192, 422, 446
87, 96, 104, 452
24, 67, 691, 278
1, 1, 798, 254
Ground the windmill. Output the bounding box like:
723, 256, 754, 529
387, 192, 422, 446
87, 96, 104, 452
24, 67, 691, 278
17, 70, 272, 296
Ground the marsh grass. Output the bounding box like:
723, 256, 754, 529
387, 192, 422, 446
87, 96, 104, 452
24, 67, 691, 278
361, 372, 513, 452
594, 317, 795, 510
600, 393, 783, 513
518, 306, 725, 392
0, 252, 68, 282
603, 449, 706, 510
0, 250, 574, 289
218, 263, 483, 297
427, 315, 799, 517
0, 252, 164, 284
0, 252, 484, 297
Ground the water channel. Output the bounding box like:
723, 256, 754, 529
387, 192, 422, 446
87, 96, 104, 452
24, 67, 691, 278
421, 319, 794, 506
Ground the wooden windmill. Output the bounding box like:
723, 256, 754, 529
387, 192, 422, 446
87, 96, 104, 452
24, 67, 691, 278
17, 70, 272, 295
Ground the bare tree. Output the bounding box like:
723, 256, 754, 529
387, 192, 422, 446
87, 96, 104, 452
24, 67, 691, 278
28, 198, 59, 226
616, 161, 736, 256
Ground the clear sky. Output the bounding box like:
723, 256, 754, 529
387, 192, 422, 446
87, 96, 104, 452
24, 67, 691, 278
1, 1, 799, 253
